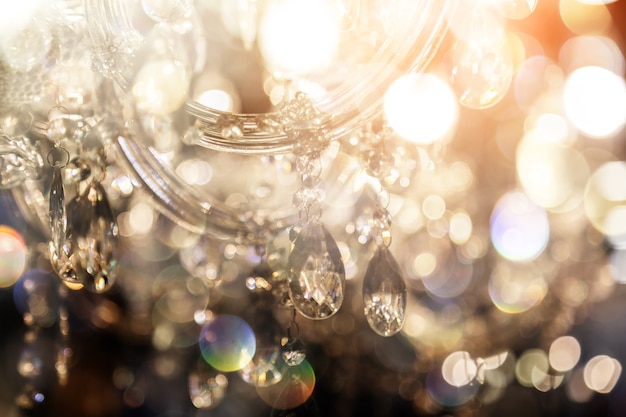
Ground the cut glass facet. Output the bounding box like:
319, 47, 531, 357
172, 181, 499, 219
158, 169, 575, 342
363, 246, 407, 336
287, 222, 345, 320
63, 181, 119, 292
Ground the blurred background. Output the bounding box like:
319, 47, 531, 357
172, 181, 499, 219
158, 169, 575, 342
1, 1, 626, 416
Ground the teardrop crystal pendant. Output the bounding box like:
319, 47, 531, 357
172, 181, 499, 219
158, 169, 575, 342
287, 222, 345, 320
64, 181, 119, 292
362, 246, 407, 337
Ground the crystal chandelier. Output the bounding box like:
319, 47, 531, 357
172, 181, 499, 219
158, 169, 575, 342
1, 0, 626, 416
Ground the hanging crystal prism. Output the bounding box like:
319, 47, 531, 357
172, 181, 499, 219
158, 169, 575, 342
64, 180, 119, 292
287, 222, 345, 319
363, 246, 407, 337
280, 311, 306, 366
48, 147, 77, 283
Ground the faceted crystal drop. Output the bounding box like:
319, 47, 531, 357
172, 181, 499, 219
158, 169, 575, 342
362, 247, 407, 337
281, 338, 306, 366
65, 181, 119, 292
287, 222, 345, 320
49, 166, 78, 283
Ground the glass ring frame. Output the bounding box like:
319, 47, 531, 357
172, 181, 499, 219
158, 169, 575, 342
80, 0, 458, 237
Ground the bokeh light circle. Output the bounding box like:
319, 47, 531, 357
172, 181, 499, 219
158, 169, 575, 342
13, 269, 59, 327
516, 130, 589, 210
384, 73, 458, 144
0, 225, 27, 288
442, 351, 477, 387
258, 0, 341, 74
489, 261, 547, 314
515, 349, 549, 388
426, 364, 479, 407
490, 190, 550, 262
584, 161, 626, 238
256, 359, 315, 410
583, 355, 622, 394
199, 315, 256, 372
563, 66, 626, 138
549, 336, 581, 372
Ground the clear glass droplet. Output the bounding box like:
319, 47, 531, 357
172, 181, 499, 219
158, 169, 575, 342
281, 338, 306, 366
363, 247, 407, 337
64, 181, 119, 292
188, 368, 228, 409
287, 222, 345, 320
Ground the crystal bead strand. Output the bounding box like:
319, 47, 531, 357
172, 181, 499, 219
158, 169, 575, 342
359, 123, 407, 337
283, 94, 346, 321
280, 309, 306, 366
